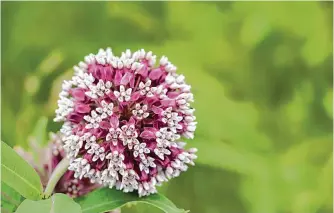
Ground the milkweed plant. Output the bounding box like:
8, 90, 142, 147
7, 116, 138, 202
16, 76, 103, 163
2, 48, 197, 213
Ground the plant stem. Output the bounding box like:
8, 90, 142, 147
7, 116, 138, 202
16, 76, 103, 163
43, 158, 70, 198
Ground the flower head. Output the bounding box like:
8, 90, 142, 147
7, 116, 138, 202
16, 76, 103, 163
54, 48, 198, 196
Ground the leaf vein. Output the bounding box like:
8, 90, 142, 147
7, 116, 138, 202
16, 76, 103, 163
1, 164, 41, 196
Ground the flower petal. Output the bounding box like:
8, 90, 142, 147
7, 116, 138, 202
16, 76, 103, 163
120, 72, 133, 86
138, 66, 148, 78
130, 91, 141, 101
71, 88, 86, 101
126, 88, 132, 95
102, 66, 114, 81
160, 99, 176, 107
128, 117, 136, 126
113, 91, 120, 97
99, 121, 110, 129
140, 130, 156, 139
151, 105, 163, 115
75, 104, 91, 113
110, 115, 119, 128
114, 71, 122, 86
149, 68, 163, 80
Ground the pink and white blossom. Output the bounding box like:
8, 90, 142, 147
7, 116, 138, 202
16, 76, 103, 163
54, 48, 198, 197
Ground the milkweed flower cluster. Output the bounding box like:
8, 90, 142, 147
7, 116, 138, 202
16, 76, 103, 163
54, 48, 198, 196
15, 133, 99, 198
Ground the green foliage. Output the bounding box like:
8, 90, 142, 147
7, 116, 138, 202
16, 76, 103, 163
1, 182, 24, 213
15, 193, 81, 213
31, 117, 49, 146
1, 2, 333, 213
76, 188, 187, 213
1, 141, 43, 200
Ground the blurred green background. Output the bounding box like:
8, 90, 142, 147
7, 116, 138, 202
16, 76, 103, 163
1, 2, 333, 213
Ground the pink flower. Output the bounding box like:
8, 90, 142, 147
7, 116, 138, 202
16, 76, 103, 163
54, 48, 198, 196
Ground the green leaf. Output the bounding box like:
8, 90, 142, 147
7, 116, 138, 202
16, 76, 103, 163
75, 188, 187, 213
15, 193, 82, 213
1, 182, 24, 213
1, 141, 43, 200
31, 117, 48, 146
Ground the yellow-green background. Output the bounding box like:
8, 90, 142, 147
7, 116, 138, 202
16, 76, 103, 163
1, 2, 333, 213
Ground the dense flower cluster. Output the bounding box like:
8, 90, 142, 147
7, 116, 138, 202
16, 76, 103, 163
54, 48, 198, 196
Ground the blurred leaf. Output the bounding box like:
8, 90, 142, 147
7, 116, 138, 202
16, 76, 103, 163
315, 155, 333, 210
1, 103, 17, 147
240, 167, 281, 213
37, 50, 64, 76
75, 188, 187, 213
290, 155, 333, 213
194, 137, 266, 175
15, 193, 81, 213
25, 116, 50, 174
240, 12, 271, 48
163, 165, 246, 213
1, 141, 43, 200
301, 31, 332, 67
24, 75, 41, 96
15, 102, 41, 147
1, 182, 23, 213
106, 2, 157, 33
31, 117, 48, 146
323, 89, 332, 118
282, 82, 312, 136
279, 137, 332, 213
